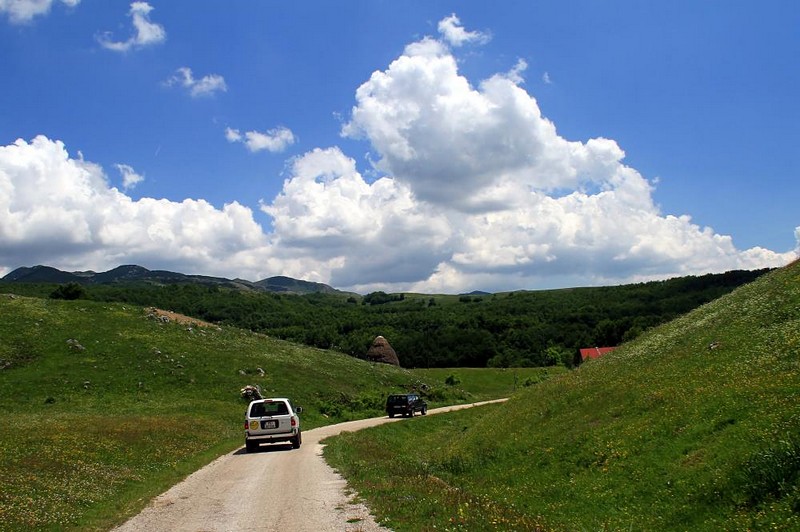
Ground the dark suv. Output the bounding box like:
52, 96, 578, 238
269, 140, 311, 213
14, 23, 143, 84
386, 394, 427, 418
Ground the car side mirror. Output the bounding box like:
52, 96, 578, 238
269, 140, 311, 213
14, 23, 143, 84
295, 406, 303, 414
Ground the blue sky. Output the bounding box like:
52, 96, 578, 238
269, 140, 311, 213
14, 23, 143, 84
1, 1, 797, 293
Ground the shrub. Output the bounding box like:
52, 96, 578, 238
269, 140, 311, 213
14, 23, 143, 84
49, 283, 86, 300
445, 374, 461, 386
317, 391, 386, 420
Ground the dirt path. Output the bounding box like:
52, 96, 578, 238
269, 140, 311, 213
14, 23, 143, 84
112, 399, 506, 532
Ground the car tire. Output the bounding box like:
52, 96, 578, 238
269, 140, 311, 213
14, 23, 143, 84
388, 413, 394, 418
291, 432, 302, 449
245, 440, 259, 453
422, 407, 427, 415
408, 409, 414, 417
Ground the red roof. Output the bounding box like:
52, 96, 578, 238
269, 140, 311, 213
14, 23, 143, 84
579, 347, 617, 360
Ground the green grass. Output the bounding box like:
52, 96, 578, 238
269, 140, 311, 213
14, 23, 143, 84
0, 295, 516, 531
324, 260, 800, 531
412, 367, 566, 401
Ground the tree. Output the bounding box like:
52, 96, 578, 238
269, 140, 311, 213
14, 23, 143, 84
50, 282, 86, 300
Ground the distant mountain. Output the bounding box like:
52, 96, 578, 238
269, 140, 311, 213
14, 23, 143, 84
252, 275, 341, 294
1, 265, 345, 296
2, 265, 78, 283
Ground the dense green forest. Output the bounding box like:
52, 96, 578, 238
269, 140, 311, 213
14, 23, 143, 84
0, 269, 768, 368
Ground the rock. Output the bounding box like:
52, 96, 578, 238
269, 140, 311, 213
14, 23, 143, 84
66, 338, 86, 351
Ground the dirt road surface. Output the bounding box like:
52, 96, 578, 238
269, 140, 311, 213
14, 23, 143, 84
113, 399, 506, 532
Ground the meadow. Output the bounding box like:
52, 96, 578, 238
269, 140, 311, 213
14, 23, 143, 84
0, 294, 539, 530
324, 259, 800, 530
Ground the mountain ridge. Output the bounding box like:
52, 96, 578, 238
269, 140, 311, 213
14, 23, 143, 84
1, 264, 344, 295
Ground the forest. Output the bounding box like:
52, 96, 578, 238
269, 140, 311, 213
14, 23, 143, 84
1, 269, 768, 368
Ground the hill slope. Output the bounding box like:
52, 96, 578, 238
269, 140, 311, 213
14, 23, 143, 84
324, 259, 800, 530
0, 292, 549, 530
0, 295, 441, 530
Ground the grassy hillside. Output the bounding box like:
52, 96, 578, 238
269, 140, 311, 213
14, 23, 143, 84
324, 260, 800, 530
2, 268, 767, 368
413, 367, 566, 397
0, 295, 538, 531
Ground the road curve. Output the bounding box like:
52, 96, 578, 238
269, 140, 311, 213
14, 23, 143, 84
113, 399, 507, 532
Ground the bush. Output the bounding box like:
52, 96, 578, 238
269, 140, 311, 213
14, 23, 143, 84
445, 374, 461, 386
317, 391, 386, 420
49, 283, 86, 300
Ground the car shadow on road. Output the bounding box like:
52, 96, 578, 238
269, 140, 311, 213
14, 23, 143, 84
233, 443, 295, 455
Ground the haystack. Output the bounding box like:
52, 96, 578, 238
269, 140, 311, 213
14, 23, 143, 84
366, 335, 400, 366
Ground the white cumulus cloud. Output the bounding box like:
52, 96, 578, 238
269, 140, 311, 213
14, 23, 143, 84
98, 1, 165, 52
0, 136, 275, 279
0, 0, 79, 24
114, 163, 143, 191
336, 15, 796, 291
225, 126, 295, 153
261, 147, 452, 288
165, 67, 227, 98
437, 13, 490, 47
343, 37, 640, 213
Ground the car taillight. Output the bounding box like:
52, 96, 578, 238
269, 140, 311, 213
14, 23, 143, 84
291, 417, 297, 427
244, 420, 249, 429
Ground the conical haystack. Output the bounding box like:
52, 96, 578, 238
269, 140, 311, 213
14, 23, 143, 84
366, 335, 400, 366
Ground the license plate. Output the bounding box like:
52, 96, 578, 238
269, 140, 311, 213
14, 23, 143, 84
261, 420, 278, 429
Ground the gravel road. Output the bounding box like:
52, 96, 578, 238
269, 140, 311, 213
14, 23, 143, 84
113, 399, 506, 532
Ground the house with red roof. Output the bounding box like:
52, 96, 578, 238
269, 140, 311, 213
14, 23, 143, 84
579, 346, 617, 361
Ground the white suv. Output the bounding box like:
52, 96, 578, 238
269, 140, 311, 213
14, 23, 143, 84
244, 398, 302, 452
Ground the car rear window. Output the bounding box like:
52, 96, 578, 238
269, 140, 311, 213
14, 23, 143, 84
250, 401, 289, 417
